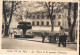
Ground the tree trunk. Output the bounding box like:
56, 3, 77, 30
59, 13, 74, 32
67, 3, 72, 42
70, 28, 75, 42
68, 3, 77, 42
9, 1, 14, 26
3, 1, 9, 36
3, 1, 14, 37
68, 27, 74, 42
4, 24, 9, 36
22, 29, 26, 37
51, 20, 54, 32
3, 1, 7, 23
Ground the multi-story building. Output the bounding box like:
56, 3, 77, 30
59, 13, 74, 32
23, 9, 69, 32
23, 8, 77, 40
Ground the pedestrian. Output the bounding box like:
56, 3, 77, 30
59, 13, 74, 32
62, 33, 67, 47
42, 32, 45, 43
48, 33, 51, 43
58, 33, 64, 47
53, 33, 56, 43
58, 26, 65, 47
11, 32, 12, 36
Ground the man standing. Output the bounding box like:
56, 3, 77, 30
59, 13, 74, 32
42, 32, 45, 43
48, 33, 51, 43
63, 33, 67, 47
59, 33, 64, 47
58, 27, 66, 47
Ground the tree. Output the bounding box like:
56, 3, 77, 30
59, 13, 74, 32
67, 3, 78, 42
37, 2, 65, 32
45, 2, 55, 32
13, 1, 33, 22
3, 1, 21, 36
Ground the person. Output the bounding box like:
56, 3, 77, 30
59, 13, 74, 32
42, 32, 45, 43
53, 33, 57, 43
58, 26, 66, 47
11, 32, 12, 36
62, 33, 67, 47
58, 33, 64, 47
48, 33, 52, 43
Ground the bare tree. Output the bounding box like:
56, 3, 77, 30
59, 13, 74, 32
37, 2, 65, 32
45, 2, 55, 32
67, 3, 78, 42
3, 1, 21, 36
14, 1, 33, 22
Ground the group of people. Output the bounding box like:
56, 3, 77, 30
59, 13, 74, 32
41, 26, 67, 47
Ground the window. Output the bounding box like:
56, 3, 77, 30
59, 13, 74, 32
32, 21, 35, 25
65, 21, 66, 26
37, 21, 39, 25
47, 21, 49, 26
37, 15, 40, 19
58, 15, 61, 18
41, 21, 44, 25
29, 14, 32, 18
33, 15, 35, 19
58, 22, 61, 25
42, 15, 44, 19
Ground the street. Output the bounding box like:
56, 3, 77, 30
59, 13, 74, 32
2, 38, 77, 51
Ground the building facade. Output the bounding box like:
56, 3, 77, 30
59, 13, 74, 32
23, 9, 69, 32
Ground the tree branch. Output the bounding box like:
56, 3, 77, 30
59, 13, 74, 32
13, 1, 21, 8
13, 1, 21, 12
51, 2, 54, 18
8, 1, 14, 27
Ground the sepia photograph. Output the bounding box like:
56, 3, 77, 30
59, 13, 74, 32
2, 1, 78, 51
